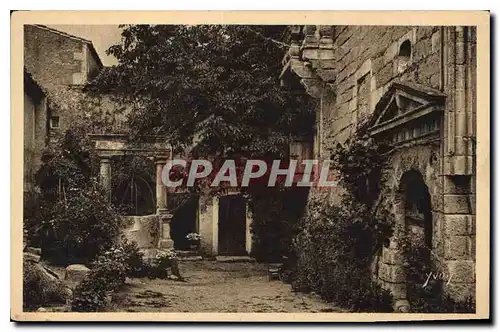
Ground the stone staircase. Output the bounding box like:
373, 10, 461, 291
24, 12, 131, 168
176, 250, 203, 261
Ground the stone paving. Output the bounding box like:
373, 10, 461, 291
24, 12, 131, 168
110, 260, 345, 313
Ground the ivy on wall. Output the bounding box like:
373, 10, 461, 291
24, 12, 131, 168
289, 129, 395, 312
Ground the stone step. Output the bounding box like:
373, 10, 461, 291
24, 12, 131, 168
176, 250, 199, 257
215, 256, 256, 263
178, 255, 203, 261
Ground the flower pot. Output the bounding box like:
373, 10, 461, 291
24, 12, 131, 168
187, 240, 200, 250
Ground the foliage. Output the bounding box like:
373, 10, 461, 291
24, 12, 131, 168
71, 277, 108, 312
25, 128, 122, 265
120, 238, 146, 278
155, 249, 178, 271
248, 186, 308, 262
23, 259, 70, 310
291, 198, 394, 312
71, 243, 131, 312
89, 25, 315, 159
186, 233, 201, 241
397, 229, 475, 313
331, 133, 388, 205
290, 132, 394, 311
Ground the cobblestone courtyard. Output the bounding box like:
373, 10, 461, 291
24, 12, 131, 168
110, 261, 345, 313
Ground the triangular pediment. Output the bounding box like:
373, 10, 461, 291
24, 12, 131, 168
368, 81, 446, 140
370, 81, 446, 128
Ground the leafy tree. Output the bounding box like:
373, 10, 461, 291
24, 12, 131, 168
89, 25, 315, 159
86, 25, 315, 262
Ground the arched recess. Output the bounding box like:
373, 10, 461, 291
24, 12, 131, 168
395, 169, 434, 307
399, 170, 433, 250
112, 174, 156, 216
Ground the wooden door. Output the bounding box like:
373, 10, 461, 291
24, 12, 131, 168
218, 195, 246, 255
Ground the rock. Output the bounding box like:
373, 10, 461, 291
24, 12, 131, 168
394, 299, 411, 312
26, 247, 42, 256
40, 264, 62, 280
23, 252, 41, 263
37, 307, 47, 312
64, 264, 90, 283
23, 259, 72, 308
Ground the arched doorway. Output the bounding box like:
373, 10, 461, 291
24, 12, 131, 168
168, 193, 199, 251
398, 170, 435, 307
400, 170, 433, 251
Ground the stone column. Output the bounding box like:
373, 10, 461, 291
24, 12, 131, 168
155, 156, 168, 214
379, 194, 410, 312
99, 157, 112, 201
155, 156, 174, 249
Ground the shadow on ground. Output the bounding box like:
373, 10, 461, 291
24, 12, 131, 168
109, 260, 346, 313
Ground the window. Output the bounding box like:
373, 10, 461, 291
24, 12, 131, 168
396, 40, 412, 73
356, 73, 371, 121
50, 116, 60, 129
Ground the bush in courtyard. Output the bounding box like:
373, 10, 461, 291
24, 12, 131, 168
71, 277, 108, 312
292, 198, 394, 312
39, 184, 122, 265
23, 259, 71, 310
120, 238, 146, 277
289, 132, 395, 312
71, 246, 129, 312
25, 128, 122, 265
249, 186, 308, 262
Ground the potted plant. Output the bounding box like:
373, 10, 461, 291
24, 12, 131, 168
186, 232, 201, 250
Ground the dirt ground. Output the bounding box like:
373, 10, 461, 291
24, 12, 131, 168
110, 260, 345, 313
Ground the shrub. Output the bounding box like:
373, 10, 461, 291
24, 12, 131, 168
120, 238, 146, 277
37, 184, 122, 265
88, 248, 128, 291
25, 128, 122, 265
23, 260, 71, 310
71, 277, 108, 312
249, 186, 308, 262
71, 246, 129, 312
397, 230, 476, 313
288, 132, 395, 312
291, 198, 394, 312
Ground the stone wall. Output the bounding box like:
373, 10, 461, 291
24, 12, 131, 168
24, 25, 114, 138
122, 215, 159, 249
47, 86, 130, 142
198, 195, 216, 256
23, 90, 48, 193
283, 25, 476, 306
24, 25, 99, 88
321, 26, 441, 151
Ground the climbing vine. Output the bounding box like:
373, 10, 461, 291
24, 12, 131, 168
290, 130, 395, 312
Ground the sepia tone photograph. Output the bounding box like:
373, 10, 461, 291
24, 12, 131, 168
11, 11, 489, 322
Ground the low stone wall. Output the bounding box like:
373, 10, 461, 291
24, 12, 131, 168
122, 215, 159, 249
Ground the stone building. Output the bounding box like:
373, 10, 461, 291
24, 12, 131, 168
280, 25, 476, 307
23, 69, 48, 194
23, 25, 254, 259
24, 25, 103, 135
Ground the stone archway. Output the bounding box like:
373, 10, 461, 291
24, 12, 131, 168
89, 134, 174, 250
381, 169, 434, 312
399, 170, 433, 255
397, 170, 435, 308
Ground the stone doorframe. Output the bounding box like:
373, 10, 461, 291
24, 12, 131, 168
210, 193, 253, 256
89, 134, 174, 249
